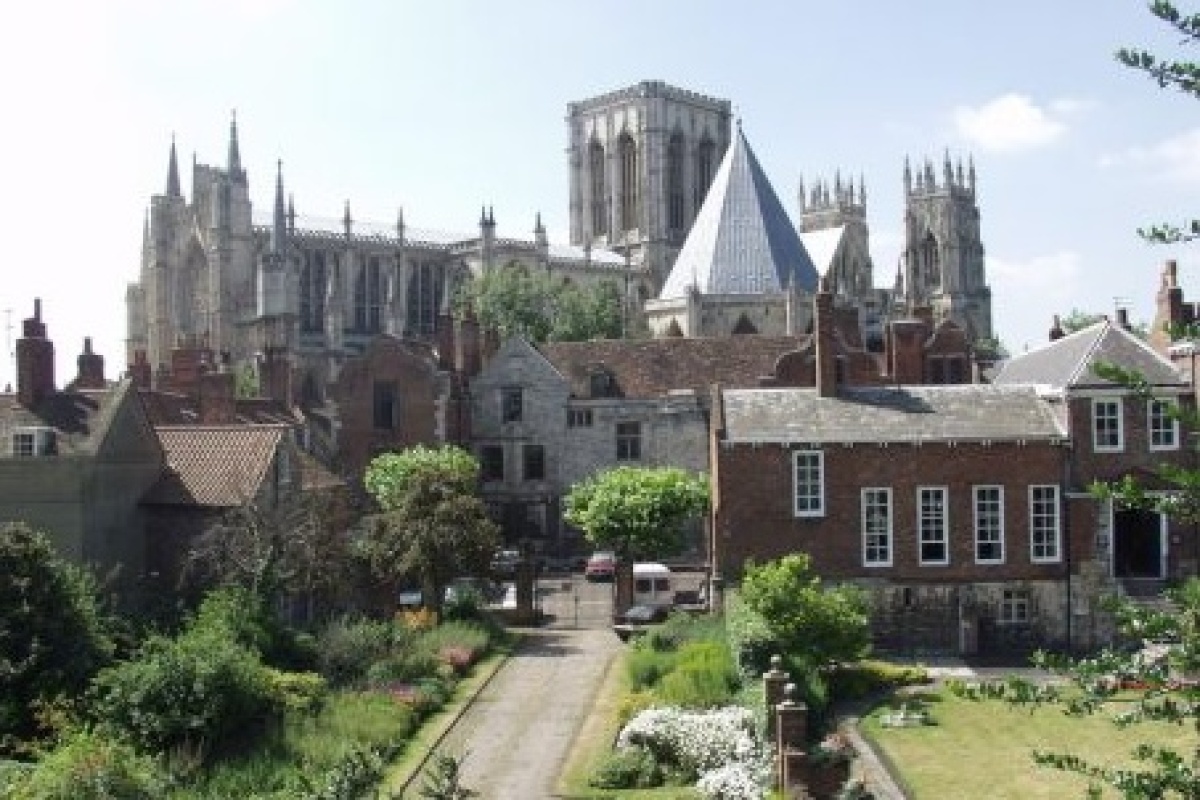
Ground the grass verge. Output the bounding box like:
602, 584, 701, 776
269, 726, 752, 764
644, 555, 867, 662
554, 642, 701, 800
860, 686, 1197, 799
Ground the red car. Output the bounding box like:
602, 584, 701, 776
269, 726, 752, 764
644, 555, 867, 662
584, 551, 616, 582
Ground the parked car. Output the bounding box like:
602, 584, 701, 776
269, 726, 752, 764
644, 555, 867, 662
490, 549, 522, 578
585, 551, 617, 582
612, 604, 670, 641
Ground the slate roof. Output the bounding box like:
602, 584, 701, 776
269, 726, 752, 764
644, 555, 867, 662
144, 425, 288, 506
537, 335, 806, 399
992, 320, 1186, 390
721, 384, 1066, 444
0, 381, 133, 455
138, 389, 299, 426
659, 126, 819, 300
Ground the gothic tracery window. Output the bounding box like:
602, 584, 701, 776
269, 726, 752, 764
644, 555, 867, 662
353, 257, 385, 333
619, 133, 638, 233
667, 132, 685, 233
919, 232, 940, 292
407, 261, 443, 337
300, 250, 327, 333
588, 139, 607, 238
695, 137, 716, 212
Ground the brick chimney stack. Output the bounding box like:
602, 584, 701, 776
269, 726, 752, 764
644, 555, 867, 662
1049, 315, 1065, 342
1116, 307, 1131, 331
16, 299, 55, 409
75, 337, 106, 389
198, 370, 237, 423
455, 306, 482, 378
259, 346, 293, 409
815, 277, 837, 398
129, 350, 152, 389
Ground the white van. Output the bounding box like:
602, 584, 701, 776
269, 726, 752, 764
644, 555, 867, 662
632, 562, 673, 608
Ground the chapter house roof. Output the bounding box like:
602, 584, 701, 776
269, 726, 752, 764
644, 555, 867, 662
538, 335, 806, 398
721, 385, 1066, 445
992, 319, 1186, 390
659, 125, 819, 301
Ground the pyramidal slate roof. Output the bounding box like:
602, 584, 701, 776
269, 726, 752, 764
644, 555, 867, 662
658, 126, 819, 300
992, 319, 1186, 390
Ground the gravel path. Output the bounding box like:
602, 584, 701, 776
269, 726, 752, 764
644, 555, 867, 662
425, 627, 621, 799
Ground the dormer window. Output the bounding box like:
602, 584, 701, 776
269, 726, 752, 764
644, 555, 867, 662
588, 368, 615, 398
12, 427, 56, 457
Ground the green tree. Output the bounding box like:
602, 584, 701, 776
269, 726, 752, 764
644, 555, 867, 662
0, 522, 114, 754
562, 466, 709, 560
185, 487, 352, 613
457, 261, 624, 343
739, 554, 870, 670
1118, 1, 1200, 244
362, 446, 500, 613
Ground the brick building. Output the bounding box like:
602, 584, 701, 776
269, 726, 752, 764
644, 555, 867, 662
711, 311, 1196, 655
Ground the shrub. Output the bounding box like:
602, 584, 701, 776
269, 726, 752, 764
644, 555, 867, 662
723, 593, 777, 678
4, 728, 167, 799
589, 745, 662, 789
644, 612, 727, 652
827, 660, 930, 701
617, 706, 764, 786
627, 645, 678, 691
655, 640, 741, 708
365, 647, 442, 686
419, 620, 491, 661
315, 617, 396, 687
616, 689, 657, 726
0, 522, 114, 753
87, 625, 283, 758
265, 668, 328, 714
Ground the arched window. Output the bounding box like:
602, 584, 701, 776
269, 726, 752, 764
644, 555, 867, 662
352, 256, 385, 333
619, 133, 638, 233
407, 261, 443, 336
695, 137, 716, 212
667, 132, 685, 232
300, 250, 327, 333
920, 232, 940, 291
589, 139, 607, 237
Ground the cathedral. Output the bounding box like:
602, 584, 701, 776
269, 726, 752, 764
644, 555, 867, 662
126, 80, 994, 400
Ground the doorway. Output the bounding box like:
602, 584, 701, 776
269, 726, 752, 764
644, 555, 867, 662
1113, 507, 1164, 579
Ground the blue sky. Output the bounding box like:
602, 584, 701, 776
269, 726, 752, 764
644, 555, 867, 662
2, 0, 1197, 388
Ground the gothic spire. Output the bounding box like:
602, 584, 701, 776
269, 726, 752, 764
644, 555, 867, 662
342, 200, 353, 237
271, 160, 286, 255
797, 175, 806, 212
227, 110, 243, 180
287, 193, 296, 232
166, 135, 181, 198
903, 157, 912, 195
396, 206, 405, 240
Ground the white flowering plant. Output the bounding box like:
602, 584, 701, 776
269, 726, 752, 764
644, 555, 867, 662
615, 706, 770, 799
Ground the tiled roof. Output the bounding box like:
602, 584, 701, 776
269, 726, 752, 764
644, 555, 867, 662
993, 320, 1186, 389
144, 425, 287, 506
537, 335, 806, 399
659, 126, 819, 300
721, 384, 1066, 444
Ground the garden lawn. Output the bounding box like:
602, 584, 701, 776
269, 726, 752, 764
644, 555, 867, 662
860, 687, 1197, 799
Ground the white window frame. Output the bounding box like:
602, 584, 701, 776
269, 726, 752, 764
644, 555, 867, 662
861, 487, 892, 567
1148, 398, 1180, 451
917, 486, 949, 565
1029, 484, 1061, 563
973, 485, 1005, 564
792, 450, 825, 518
1091, 397, 1123, 452
999, 588, 1031, 625
11, 430, 35, 457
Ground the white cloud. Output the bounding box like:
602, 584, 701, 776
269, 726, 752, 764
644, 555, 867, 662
988, 251, 1083, 352
953, 94, 1068, 153
1098, 127, 1200, 183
